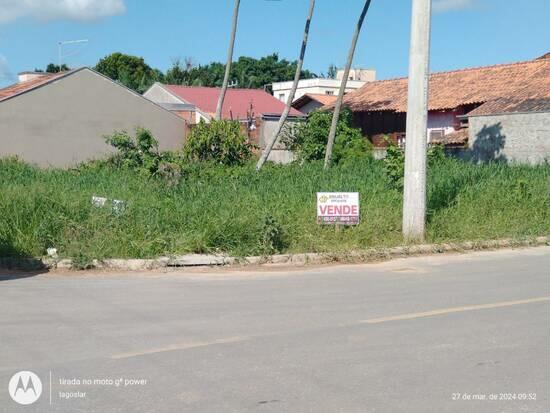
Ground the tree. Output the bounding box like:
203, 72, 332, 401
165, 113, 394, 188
256, 0, 316, 170
46, 63, 69, 73
283, 108, 371, 164
34, 63, 68, 73
327, 64, 338, 79
165, 58, 194, 85
216, 0, 241, 120
95, 52, 164, 93
324, 0, 372, 170
162, 54, 316, 89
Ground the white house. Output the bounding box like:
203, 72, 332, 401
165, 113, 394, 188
272, 68, 375, 104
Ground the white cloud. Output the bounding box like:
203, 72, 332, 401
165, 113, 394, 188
0, 0, 126, 23
433, 0, 476, 13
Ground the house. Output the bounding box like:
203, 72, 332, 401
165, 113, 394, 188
292, 93, 337, 114
342, 54, 550, 160
0, 68, 186, 167
272, 68, 375, 104
144, 83, 305, 163
463, 65, 550, 164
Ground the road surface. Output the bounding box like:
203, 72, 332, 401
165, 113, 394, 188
1, 247, 549, 412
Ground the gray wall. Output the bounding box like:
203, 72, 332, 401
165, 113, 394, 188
0, 69, 186, 167
297, 100, 323, 115
468, 112, 550, 164
143, 83, 182, 104
259, 118, 297, 164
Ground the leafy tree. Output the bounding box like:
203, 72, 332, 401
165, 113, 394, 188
165, 58, 194, 85
164, 54, 317, 89
34, 64, 69, 73
104, 128, 161, 176
283, 108, 371, 164
95, 53, 164, 93
94, 52, 317, 93
46, 63, 69, 73
184, 120, 253, 165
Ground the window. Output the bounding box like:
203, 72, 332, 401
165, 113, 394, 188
325, 91, 334, 95
278, 94, 286, 102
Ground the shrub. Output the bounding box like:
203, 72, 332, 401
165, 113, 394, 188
383, 142, 406, 190
383, 141, 447, 190
104, 128, 185, 185
260, 215, 287, 254
104, 127, 161, 176
184, 120, 253, 165
283, 108, 372, 164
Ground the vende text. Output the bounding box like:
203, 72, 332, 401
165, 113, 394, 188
318, 205, 359, 216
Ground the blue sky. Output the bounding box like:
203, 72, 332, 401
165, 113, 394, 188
0, 0, 549, 87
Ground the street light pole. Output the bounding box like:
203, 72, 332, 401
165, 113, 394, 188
402, 0, 432, 242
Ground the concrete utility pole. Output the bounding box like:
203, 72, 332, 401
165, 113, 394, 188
402, 0, 432, 241
324, 0, 372, 170
256, 0, 316, 171
216, 0, 241, 121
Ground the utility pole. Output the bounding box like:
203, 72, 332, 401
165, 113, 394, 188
216, 0, 241, 121
324, 0, 372, 170
256, 0, 316, 171
402, 0, 432, 241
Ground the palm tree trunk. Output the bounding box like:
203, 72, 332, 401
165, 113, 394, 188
216, 0, 241, 120
324, 0, 372, 170
256, 0, 316, 171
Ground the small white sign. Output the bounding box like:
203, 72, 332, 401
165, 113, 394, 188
317, 192, 360, 225
91, 196, 108, 208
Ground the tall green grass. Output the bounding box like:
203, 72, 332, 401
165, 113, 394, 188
0, 157, 548, 259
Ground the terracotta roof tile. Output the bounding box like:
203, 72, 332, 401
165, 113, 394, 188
467, 65, 550, 116
343, 56, 550, 113
0, 72, 67, 102
431, 128, 469, 145
304, 93, 337, 106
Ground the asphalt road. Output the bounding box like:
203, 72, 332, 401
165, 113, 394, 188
1, 247, 550, 413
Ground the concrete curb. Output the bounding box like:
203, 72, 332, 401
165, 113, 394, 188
1, 236, 549, 272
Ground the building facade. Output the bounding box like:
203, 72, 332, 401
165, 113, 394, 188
341, 54, 550, 161
272, 69, 375, 104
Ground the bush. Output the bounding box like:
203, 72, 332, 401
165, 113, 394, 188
383, 143, 406, 190
383, 141, 447, 190
104, 128, 185, 185
283, 108, 372, 164
184, 120, 253, 165
104, 127, 162, 176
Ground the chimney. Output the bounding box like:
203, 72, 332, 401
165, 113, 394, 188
17, 72, 48, 83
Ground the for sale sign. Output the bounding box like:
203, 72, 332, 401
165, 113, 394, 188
317, 192, 360, 225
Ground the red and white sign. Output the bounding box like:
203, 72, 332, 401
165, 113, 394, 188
317, 192, 360, 225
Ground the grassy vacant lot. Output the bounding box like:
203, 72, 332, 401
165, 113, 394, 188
0, 157, 549, 260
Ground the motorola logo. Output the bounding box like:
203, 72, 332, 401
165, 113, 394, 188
8, 371, 42, 405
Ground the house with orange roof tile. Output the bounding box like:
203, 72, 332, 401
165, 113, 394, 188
341, 53, 550, 163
